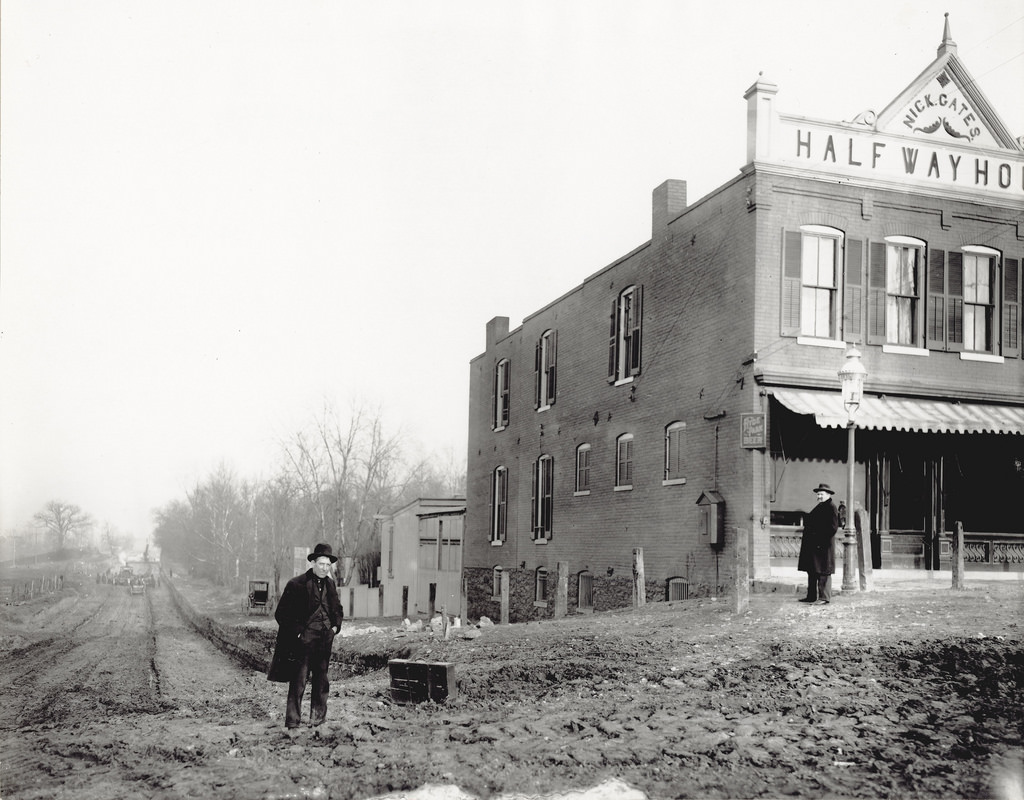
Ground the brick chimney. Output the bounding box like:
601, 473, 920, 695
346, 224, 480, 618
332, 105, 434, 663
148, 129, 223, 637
486, 316, 510, 349
652, 179, 687, 241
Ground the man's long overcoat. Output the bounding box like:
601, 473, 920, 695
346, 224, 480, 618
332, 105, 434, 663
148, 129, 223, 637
797, 499, 839, 575
267, 568, 344, 682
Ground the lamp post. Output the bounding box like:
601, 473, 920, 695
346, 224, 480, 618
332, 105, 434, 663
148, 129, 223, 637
838, 346, 867, 593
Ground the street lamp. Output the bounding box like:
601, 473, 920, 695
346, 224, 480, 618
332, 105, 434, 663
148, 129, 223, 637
838, 346, 867, 593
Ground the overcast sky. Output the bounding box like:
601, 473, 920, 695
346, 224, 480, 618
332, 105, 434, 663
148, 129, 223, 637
2, 1, 1022, 547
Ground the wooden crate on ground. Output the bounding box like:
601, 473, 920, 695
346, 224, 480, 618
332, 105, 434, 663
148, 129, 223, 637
387, 659, 456, 704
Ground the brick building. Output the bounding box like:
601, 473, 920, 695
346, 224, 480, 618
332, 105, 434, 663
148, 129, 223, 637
465, 17, 1024, 622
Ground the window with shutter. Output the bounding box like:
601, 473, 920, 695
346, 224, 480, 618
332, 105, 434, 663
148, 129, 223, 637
782, 226, 843, 338
609, 286, 642, 382
490, 466, 507, 544
575, 444, 591, 493
532, 455, 553, 540
615, 434, 634, 489
664, 422, 686, 483
879, 236, 925, 346
493, 359, 510, 430
867, 241, 887, 344
535, 330, 557, 410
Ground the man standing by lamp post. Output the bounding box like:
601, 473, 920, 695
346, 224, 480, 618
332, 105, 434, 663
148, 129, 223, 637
838, 346, 868, 594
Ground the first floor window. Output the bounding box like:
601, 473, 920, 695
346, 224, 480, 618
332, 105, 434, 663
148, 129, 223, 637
535, 567, 548, 602
616, 434, 634, 488
490, 466, 507, 543
492, 566, 503, 597
531, 455, 554, 539
664, 422, 686, 482
575, 443, 591, 493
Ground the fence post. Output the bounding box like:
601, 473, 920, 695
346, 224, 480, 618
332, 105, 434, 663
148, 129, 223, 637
732, 527, 749, 615
951, 521, 965, 591
554, 561, 568, 618
632, 548, 646, 607
499, 570, 510, 625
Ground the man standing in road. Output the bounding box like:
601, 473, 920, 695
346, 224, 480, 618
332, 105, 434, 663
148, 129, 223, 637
268, 543, 344, 730
798, 484, 840, 605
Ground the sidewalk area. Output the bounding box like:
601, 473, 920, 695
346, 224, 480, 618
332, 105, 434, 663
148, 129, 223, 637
768, 564, 1024, 593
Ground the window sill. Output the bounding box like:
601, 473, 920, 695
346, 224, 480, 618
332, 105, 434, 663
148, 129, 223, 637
796, 336, 846, 349
613, 376, 635, 387
573, 490, 591, 497
490, 540, 504, 547
960, 352, 1004, 364
662, 478, 687, 487
614, 485, 633, 492
492, 425, 506, 433
536, 404, 551, 413
882, 344, 928, 357
533, 538, 549, 545
533, 601, 548, 608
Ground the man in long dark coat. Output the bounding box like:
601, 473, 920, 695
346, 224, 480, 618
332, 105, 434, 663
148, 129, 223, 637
267, 543, 344, 729
798, 483, 839, 604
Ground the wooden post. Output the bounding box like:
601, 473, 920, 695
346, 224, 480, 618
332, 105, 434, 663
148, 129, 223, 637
633, 548, 646, 607
855, 505, 873, 592
460, 574, 468, 627
732, 527, 749, 615
951, 521, 965, 591
499, 570, 510, 625
554, 561, 568, 618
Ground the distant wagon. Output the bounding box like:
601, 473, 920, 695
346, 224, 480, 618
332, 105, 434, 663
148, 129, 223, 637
246, 581, 271, 615
129, 578, 146, 596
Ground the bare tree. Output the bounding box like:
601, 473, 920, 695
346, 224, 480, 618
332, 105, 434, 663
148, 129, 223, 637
33, 501, 93, 552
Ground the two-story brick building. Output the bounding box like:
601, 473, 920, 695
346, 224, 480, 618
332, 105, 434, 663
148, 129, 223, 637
464, 17, 1024, 622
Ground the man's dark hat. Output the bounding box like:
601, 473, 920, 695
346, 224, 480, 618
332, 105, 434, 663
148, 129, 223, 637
812, 483, 835, 495
308, 543, 338, 563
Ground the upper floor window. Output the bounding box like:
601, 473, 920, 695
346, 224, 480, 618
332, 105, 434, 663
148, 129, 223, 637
490, 466, 508, 544
879, 237, 924, 346
531, 455, 554, 541
963, 248, 996, 353
664, 421, 686, 484
575, 443, 591, 494
615, 433, 634, 490
926, 245, 1002, 355
608, 285, 643, 383
781, 226, 845, 339
492, 359, 510, 430
535, 329, 557, 410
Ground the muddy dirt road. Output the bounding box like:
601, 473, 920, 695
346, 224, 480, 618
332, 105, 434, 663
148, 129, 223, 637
1, 573, 1022, 800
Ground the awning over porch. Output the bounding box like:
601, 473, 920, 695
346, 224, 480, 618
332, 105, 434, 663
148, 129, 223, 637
771, 389, 1024, 435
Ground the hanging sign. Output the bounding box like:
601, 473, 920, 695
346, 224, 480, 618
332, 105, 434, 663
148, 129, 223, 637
740, 413, 767, 449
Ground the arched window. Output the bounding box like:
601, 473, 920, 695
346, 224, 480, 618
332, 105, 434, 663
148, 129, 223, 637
492, 358, 510, 430
664, 421, 687, 484
531, 455, 554, 540
608, 285, 643, 383
575, 443, 591, 494
535, 329, 557, 410
615, 433, 634, 489
490, 466, 507, 544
